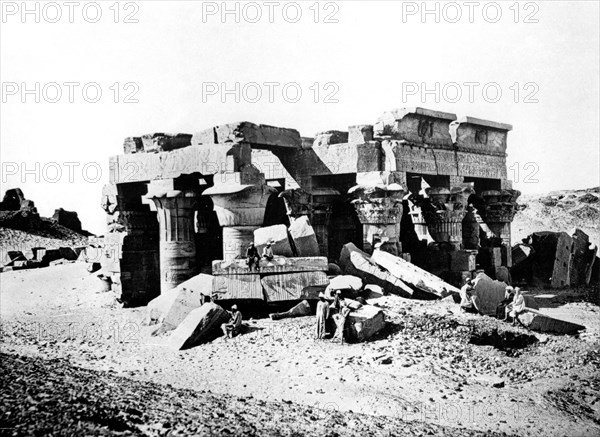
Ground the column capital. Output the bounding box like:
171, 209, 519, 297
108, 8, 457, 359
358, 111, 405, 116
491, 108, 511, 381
419, 184, 474, 248
279, 188, 338, 219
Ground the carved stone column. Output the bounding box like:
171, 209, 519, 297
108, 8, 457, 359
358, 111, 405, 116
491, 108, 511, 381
101, 182, 160, 306
145, 180, 199, 293
421, 185, 474, 250
204, 167, 276, 262
279, 188, 338, 257
348, 184, 405, 255
478, 189, 520, 266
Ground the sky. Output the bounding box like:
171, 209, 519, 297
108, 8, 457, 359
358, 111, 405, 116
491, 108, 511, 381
1, 1, 599, 234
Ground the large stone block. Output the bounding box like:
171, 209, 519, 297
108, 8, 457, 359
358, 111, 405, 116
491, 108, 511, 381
1, 251, 26, 267
141, 133, 192, 153
288, 216, 320, 257
339, 243, 413, 298
52, 208, 82, 233
452, 116, 512, 155
346, 304, 385, 342
569, 228, 592, 286
212, 274, 263, 300
313, 130, 348, 147
146, 287, 180, 325
374, 107, 457, 147
371, 249, 459, 298
254, 225, 294, 257
163, 274, 214, 330
212, 256, 328, 275
109, 143, 251, 184
551, 232, 572, 288
450, 250, 477, 272
348, 125, 374, 144
518, 310, 585, 335
471, 273, 509, 316
269, 300, 312, 320
261, 271, 329, 302
194, 122, 301, 148
168, 303, 230, 350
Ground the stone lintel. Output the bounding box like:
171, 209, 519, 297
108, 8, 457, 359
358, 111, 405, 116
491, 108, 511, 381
109, 143, 253, 184
192, 121, 301, 148
456, 116, 513, 132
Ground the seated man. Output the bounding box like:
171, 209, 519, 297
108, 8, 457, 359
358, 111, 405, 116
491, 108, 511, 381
262, 241, 274, 261
221, 304, 243, 339
459, 279, 480, 314
245, 242, 260, 271
495, 286, 515, 319
504, 287, 526, 326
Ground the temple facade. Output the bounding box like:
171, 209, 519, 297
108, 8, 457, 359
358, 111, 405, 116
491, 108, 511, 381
101, 107, 519, 306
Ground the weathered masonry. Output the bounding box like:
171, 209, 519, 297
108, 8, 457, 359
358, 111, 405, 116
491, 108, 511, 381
101, 107, 519, 306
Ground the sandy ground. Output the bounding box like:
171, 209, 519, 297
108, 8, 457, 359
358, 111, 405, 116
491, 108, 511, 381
1, 263, 600, 436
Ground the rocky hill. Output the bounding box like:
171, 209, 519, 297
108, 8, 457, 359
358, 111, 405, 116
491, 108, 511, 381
0, 188, 91, 257
513, 187, 599, 246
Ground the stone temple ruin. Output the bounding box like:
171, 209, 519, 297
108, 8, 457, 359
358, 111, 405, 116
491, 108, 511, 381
100, 107, 520, 307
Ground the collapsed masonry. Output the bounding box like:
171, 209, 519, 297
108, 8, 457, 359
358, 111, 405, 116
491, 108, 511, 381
100, 107, 520, 307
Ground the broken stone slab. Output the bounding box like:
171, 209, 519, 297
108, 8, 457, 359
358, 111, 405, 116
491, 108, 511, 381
364, 284, 384, 299
169, 302, 230, 350
512, 244, 534, 266
33, 248, 62, 266
254, 225, 294, 257
193, 122, 301, 148
141, 133, 192, 153
162, 274, 214, 330
371, 249, 459, 298
212, 256, 328, 275
1, 251, 26, 267
58, 247, 78, 261
212, 274, 264, 300
518, 310, 585, 335
313, 130, 349, 147
261, 271, 329, 302
326, 275, 363, 292
471, 273, 509, 316
550, 232, 573, 289
288, 216, 320, 257
269, 300, 312, 320
346, 304, 386, 342
569, 228, 594, 286
146, 287, 180, 326
339, 244, 413, 298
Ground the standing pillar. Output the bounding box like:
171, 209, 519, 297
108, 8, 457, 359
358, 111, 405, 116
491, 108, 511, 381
478, 189, 520, 266
348, 184, 405, 255
146, 181, 199, 293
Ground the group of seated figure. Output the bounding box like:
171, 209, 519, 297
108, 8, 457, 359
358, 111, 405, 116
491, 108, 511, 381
459, 279, 527, 326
